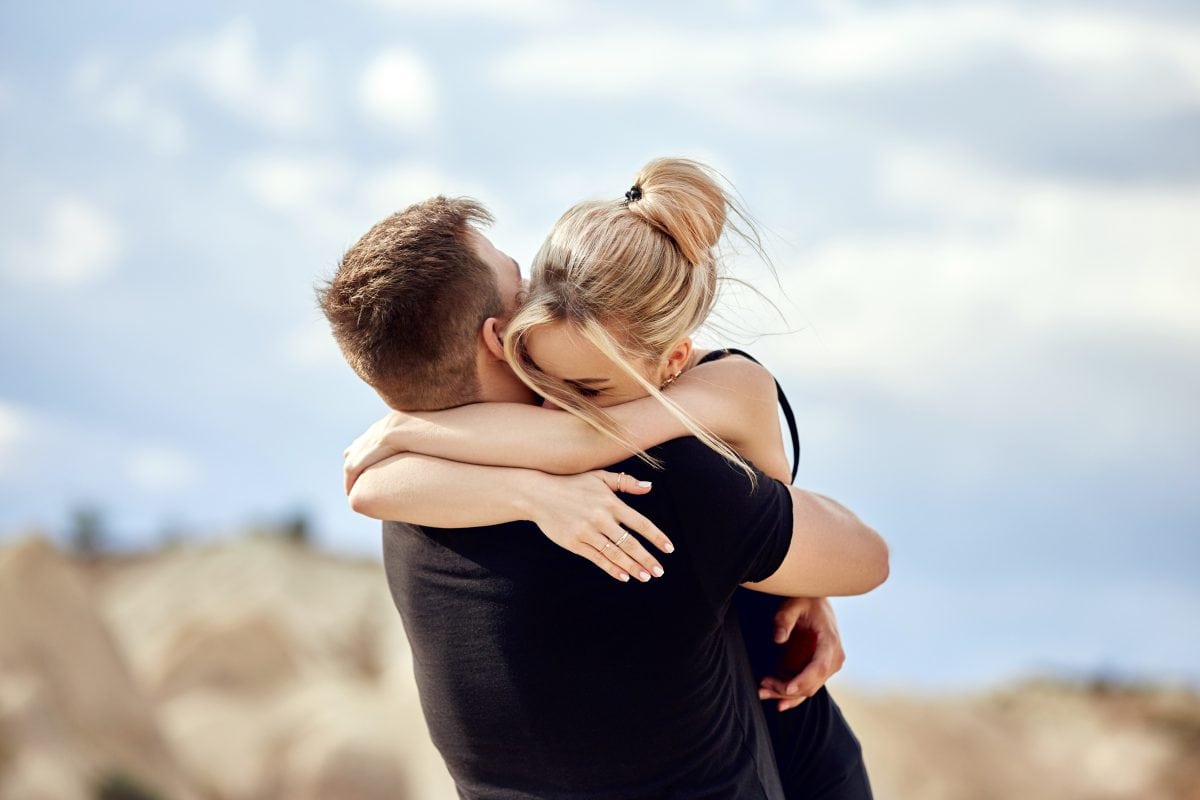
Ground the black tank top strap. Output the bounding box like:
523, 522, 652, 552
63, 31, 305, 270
695, 348, 801, 483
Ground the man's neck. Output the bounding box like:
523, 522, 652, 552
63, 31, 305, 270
476, 357, 539, 406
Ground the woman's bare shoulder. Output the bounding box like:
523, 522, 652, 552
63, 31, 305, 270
690, 348, 775, 382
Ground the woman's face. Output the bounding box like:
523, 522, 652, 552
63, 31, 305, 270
522, 320, 660, 408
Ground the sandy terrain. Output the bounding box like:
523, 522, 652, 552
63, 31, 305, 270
0, 534, 1195, 800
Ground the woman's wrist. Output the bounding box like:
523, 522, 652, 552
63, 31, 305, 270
509, 469, 554, 523
382, 410, 419, 453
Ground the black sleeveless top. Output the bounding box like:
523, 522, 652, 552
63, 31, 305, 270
700, 348, 873, 798
696, 348, 800, 482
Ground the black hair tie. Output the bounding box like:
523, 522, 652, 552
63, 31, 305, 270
625, 185, 642, 203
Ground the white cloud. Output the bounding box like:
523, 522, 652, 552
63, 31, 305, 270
491, 5, 1200, 120
126, 445, 200, 492
870, 147, 1200, 341
0, 402, 198, 499
233, 152, 496, 246
73, 54, 187, 156
72, 53, 109, 93
169, 17, 322, 135
70, 18, 324, 147
1022, 10, 1200, 113
359, 49, 437, 132
238, 153, 353, 213
360, 163, 492, 217
0, 402, 33, 478
233, 152, 359, 248
3, 196, 124, 287
363, 0, 572, 24
742, 145, 1200, 464
100, 84, 187, 155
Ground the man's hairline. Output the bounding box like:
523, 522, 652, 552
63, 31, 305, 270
385, 214, 506, 411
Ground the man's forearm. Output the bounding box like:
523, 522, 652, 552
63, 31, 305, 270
348, 452, 545, 526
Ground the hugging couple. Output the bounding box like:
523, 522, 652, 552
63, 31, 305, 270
319, 158, 889, 799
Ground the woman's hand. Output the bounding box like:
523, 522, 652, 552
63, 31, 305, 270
344, 411, 410, 494
524, 470, 675, 584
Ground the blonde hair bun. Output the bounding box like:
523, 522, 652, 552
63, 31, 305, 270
627, 158, 727, 266
503, 155, 763, 483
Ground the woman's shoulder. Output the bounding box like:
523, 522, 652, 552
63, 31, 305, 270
694, 347, 766, 368
689, 348, 778, 403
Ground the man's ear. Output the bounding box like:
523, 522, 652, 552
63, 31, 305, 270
481, 317, 507, 361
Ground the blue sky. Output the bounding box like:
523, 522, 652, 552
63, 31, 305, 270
1, 0, 1197, 691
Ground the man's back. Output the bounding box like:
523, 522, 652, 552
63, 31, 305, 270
382, 437, 794, 799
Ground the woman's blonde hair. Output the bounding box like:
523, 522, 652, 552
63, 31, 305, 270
503, 157, 761, 480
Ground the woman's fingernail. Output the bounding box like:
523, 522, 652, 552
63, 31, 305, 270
639, 571, 651, 582
619, 573, 630, 582
638, 480, 652, 488
663, 541, 675, 553
652, 566, 664, 577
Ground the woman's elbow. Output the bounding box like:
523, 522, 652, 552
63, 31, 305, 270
347, 482, 385, 519
830, 526, 889, 597
861, 527, 890, 592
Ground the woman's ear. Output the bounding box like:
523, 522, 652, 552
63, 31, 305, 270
662, 337, 693, 381
481, 317, 507, 361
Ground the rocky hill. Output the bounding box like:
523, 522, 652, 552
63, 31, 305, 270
0, 535, 1195, 800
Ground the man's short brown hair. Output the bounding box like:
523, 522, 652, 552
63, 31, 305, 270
318, 196, 503, 410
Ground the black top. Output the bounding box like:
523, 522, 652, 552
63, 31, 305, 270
382, 437, 795, 799
697, 350, 873, 797
695, 348, 800, 482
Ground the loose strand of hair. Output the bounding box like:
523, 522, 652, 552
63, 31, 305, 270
575, 319, 759, 489
502, 316, 664, 470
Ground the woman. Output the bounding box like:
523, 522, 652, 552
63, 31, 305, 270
347, 158, 877, 798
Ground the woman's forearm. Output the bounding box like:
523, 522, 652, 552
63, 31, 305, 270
393, 403, 650, 474
388, 356, 784, 475
349, 452, 671, 583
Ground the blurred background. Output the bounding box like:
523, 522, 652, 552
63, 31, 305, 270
1, 1, 1197, 798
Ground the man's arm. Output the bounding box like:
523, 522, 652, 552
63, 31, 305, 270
757, 597, 847, 711
349, 453, 672, 583
743, 486, 889, 598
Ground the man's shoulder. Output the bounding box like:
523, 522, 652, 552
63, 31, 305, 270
642, 436, 733, 471
639, 437, 766, 488
635, 438, 791, 528
383, 517, 535, 539
648, 436, 715, 456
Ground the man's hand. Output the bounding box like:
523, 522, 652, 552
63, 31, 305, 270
757, 597, 845, 712
524, 470, 675, 584
344, 411, 410, 494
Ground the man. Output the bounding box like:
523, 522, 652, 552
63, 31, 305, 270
319, 197, 888, 798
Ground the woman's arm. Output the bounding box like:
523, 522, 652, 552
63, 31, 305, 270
744, 487, 890, 597
349, 453, 672, 583
344, 356, 793, 483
